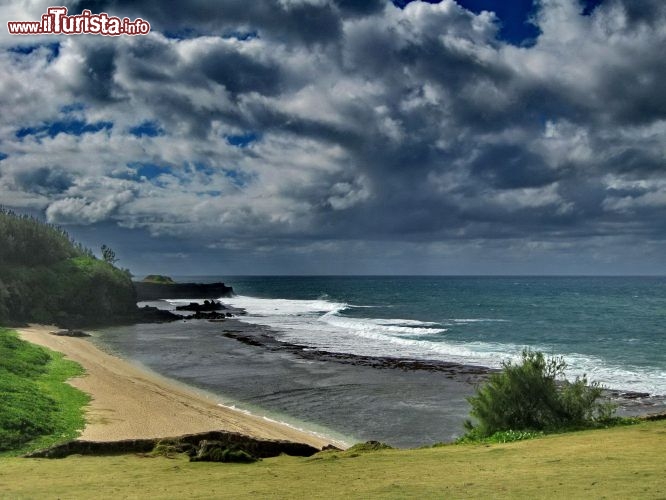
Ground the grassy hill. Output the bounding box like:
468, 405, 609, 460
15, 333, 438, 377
0, 208, 136, 327
1, 419, 664, 498
141, 274, 176, 284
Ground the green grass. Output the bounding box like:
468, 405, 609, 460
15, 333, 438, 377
141, 274, 175, 284
0, 328, 89, 456
0, 419, 664, 498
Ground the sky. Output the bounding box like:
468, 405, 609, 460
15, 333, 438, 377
1, 0, 665, 276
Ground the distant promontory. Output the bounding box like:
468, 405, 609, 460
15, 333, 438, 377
134, 276, 234, 301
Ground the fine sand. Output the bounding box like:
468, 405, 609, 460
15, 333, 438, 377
17, 325, 339, 449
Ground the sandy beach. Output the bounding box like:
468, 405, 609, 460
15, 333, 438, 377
17, 325, 338, 450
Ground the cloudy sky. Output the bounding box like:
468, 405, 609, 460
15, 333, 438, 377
1, 0, 665, 275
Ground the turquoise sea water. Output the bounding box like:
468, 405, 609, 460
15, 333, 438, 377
188, 275, 666, 396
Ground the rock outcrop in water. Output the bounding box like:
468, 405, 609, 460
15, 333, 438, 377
134, 281, 234, 301
175, 300, 225, 312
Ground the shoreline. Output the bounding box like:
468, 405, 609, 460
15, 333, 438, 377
16, 325, 345, 450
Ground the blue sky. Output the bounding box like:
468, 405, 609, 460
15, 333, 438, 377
1, 0, 666, 275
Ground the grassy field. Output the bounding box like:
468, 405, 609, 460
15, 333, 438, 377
1, 419, 664, 499
0, 328, 89, 456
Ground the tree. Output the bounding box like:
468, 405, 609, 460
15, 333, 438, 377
464, 350, 614, 438
101, 244, 118, 265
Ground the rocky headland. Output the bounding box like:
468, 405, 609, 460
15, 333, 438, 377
134, 280, 234, 301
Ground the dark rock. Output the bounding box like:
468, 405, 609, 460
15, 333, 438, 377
620, 391, 651, 399
134, 282, 234, 301
136, 306, 181, 323
25, 438, 156, 458
222, 330, 492, 379
49, 329, 91, 337
639, 411, 666, 421
320, 444, 343, 452
223, 331, 263, 347
176, 300, 225, 312
190, 311, 230, 320
24, 430, 322, 459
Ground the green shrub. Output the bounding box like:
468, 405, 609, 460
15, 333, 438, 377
463, 350, 614, 438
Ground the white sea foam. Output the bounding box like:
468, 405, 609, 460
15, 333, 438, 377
217, 403, 350, 448
221, 295, 666, 396
321, 315, 448, 336
448, 318, 510, 323
224, 295, 347, 316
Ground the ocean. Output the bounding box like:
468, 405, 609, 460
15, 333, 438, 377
97, 276, 666, 447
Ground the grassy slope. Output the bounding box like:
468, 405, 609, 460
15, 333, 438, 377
0, 328, 89, 456
1, 419, 664, 499
141, 274, 175, 284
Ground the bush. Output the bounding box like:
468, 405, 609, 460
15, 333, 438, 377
464, 350, 614, 438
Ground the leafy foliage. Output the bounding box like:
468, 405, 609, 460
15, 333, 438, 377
0, 209, 136, 327
142, 275, 175, 284
464, 350, 615, 438
101, 244, 118, 265
0, 207, 91, 266
0, 328, 89, 453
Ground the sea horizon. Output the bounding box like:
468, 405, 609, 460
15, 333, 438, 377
167, 274, 666, 278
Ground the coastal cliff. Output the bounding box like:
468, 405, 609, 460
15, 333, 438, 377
134, 281, 234, 301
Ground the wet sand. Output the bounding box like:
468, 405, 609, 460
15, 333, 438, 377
17, 325, 339, 449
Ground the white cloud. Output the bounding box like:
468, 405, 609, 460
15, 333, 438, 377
0, 0, 665, 272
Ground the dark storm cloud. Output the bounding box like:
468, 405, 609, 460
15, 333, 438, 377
13, 167, 74, 195
77, 43, 119, 102
1, 0, 666, 274
616, 0, 664, 28
71, 0, 344, 44
468, 145, 559, 189
197, 46, 283, 96
335, 0, 385, 15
